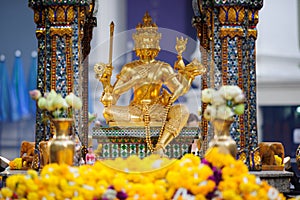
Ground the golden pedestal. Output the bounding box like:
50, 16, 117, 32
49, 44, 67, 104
92, 127, 200, 159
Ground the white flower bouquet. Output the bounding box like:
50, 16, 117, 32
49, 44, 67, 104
201, 85, 245, 121
29, 89, 82, 119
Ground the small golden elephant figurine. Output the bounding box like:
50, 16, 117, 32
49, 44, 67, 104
39, 141, 50, 168
259, 142, 285, 166
20, 141, 35, 168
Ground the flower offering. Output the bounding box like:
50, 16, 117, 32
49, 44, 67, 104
201, 85, 245, 121
29, 89, 82, 119
0, 147, 286, 200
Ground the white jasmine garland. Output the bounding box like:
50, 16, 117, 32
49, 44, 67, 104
46, 98, 57, 111
216, 105, 234, 120
46, 89, 57, 101
201, 85, 245, 121
219, 85, 243, 101
201, 88, 215, 103
52, 94, 65, 110
204, 105, 216, 120
211, 92, 226, 106
30, 89, 83, 119
37, 97, 47, 110
65, 92, 76, 106
233, 93, 245, 104
66, 92, 82, 110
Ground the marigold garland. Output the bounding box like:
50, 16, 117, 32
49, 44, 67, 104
0, 147, 290, 200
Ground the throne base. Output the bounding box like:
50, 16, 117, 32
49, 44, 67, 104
92, 127, 200, 159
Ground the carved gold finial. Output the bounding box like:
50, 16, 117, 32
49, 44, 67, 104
175, 37, 188, 57
136, 11, 157, 28
174, 37, 188, 71
132, 12, 161, 50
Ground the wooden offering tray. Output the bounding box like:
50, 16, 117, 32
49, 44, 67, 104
261, 165, 284, 171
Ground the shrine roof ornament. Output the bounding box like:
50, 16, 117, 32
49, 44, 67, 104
132, 12, 162, 50
28, 0, 93, 8
193, 0, 264, 16
213, 0, 263, 8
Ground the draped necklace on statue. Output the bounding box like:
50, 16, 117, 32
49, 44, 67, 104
141, 97, 173, 153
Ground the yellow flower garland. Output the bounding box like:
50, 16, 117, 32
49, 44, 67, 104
0, 147, 288, 200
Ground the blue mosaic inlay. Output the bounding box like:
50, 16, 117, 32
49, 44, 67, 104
56, 36, 68, 97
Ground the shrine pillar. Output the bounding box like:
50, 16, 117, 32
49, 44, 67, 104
192, 0, 263, 166
28, 0, 96, 150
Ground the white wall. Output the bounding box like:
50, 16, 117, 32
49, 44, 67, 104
88, 0, 128, 121
257, 0, 300, 105
256, 0, 300, 141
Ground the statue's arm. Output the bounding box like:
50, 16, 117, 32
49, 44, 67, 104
177, 58, 205, 89
113, 67, 139, 95
100, 66, 131, 106
162, 64, 186, 102
162, 60, 205, 102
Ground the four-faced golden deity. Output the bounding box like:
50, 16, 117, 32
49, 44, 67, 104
94, 12, 206, 156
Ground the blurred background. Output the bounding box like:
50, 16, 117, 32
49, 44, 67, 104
0, 0, 300, 171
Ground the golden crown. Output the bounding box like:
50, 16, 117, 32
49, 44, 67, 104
132, 12, 161, 50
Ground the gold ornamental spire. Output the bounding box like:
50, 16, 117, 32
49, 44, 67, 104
136, 11, 157, 28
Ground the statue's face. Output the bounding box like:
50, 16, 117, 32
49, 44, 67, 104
135, 48, 159, 60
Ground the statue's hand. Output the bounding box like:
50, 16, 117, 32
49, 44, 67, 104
94, 62, 106, 80
101, 66, 113, 82
184, 66, 201, 79
101, 86, 114, 107
94, 62, 113, 89
161, 89, 173, 105
182, 58, 206, 80
174, 59, 185, 71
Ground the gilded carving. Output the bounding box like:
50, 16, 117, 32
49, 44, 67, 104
36, 28, 46, 38
66, 7, 75, 22
205, 8, 213, 41
219, 6, 245, 25
78, 8, 86, 39
56, 7, 66, 22
34, 10, 45, 24
66, 36, 73, 93
48, 6, 74, 24
48, 7, 55, 23
248, 29, 257, 39
50, 37, 57, 90
221, 38, 228, 85
248, 10, 258, 39
50, 26, 73, 36
248, 10, 259, 25
29, 0, 96, 169
220, 27, 243, 38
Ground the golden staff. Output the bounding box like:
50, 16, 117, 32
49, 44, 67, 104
101, 21, 114, 89
109, 21, 114, 67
